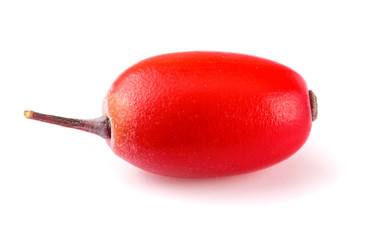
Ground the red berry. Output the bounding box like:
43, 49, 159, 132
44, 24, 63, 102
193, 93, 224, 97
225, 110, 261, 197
25, 51, 317, 178
103, 52, 315, 177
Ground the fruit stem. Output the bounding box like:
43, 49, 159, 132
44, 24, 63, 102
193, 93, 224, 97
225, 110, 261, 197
24, 110, 111, 139
309, 90, 318, 122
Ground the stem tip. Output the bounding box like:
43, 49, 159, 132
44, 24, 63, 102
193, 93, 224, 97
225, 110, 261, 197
24, 110, 33, 119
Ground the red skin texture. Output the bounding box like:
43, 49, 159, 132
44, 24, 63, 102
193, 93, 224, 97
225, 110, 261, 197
103, 52, 312, 178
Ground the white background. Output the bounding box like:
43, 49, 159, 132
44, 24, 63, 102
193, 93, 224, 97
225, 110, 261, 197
1, 0, 375, 239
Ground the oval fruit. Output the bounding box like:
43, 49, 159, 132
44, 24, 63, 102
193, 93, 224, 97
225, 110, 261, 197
25, 51, 317, 178
102, 51, 315, 177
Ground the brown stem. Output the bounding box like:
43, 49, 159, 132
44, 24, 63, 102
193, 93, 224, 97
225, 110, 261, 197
24, 110, 111, 139
309, 90, 318, 122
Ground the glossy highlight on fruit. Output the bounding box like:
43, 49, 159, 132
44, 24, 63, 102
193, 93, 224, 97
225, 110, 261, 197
25, 51, 317, 178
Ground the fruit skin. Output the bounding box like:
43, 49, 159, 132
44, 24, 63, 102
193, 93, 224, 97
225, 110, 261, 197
103, 51, 312, 178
